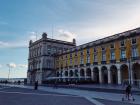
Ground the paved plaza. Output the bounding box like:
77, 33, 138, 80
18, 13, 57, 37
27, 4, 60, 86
0, 84, 140, 105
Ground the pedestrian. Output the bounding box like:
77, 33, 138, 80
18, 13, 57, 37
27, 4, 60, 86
34, 81, 38, 90
125, 84, 132, 100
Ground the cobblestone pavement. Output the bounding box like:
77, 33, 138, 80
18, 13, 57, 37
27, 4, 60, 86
95, 98, 139, 105
0, 87, 95, 105
1, 84, 140, 105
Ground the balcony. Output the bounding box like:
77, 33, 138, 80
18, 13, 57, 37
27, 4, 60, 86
93, 62, 98, 65
101, 61, 106, 64
110, 60, 116, 63
86, 63, 91, 66
80, 64, 84, 67
120, 58, 127, 62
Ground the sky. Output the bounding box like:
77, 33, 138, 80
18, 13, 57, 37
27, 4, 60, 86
0, 0, 140, 78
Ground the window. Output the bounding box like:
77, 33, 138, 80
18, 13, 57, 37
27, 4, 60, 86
120, 40, 125, 47
80, 57, 84, 64
102, 52, 106, 61
102, 47, 105, 51
110, 50, 115, 60
94, 54, 97, 62
75, 52, 77, 56
47, 46, 51, 54
47, 60, 51, 68
70, 58, 72, 65
87, 49, 90, 54
131, 38, 136, 44
132, 47, 138, 57
110, 43, 114, 49
75, 57, 78, 65
52, 47, 57, 53
87, 55, 90, 63
121, 49, 126, 58
80, 50, 83, 56
94, 48, 97, 52
70, 53, 72, 58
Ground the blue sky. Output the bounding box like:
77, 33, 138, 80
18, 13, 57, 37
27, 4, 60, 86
0, 0, 140, 78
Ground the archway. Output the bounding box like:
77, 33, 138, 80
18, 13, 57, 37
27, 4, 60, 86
120, 64, 129, 84
69, 70, 74, 77
74, 69, 78, 77
93, 67, 99, 83
86, 68, 91, 81
101, 66, 108, 84
110, 65, 118, 84
56, 72, 59, 77
132, 63, 140, 85
80, 69, 85, 77
80, 69, 85, 81
65, 71, 68, 77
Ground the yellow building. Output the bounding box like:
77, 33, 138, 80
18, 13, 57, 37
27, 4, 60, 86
55, 28, 140, 85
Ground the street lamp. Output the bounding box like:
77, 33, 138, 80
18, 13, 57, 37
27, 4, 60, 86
7, 64, 11, 82
128, 58, 132, 85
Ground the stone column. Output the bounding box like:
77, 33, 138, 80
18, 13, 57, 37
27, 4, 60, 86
129, 64, 134, 85
78, 69, 81, 81
117, 69, 121, 85
99, 68, 103, 84
108, 69, 111, 84
130, 69, 134, 85
90, 67, 94, 81
84, 68, 87, 80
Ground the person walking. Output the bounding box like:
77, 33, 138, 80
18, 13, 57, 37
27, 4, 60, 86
125, 84, 132, 100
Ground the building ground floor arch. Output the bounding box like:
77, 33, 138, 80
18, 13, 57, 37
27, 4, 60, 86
132, 62, 140, 85
55, 62, 140, 86
110, 65, 118, 84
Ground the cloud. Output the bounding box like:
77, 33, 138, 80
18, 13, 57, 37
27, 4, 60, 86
56, 29, 76, 42
29, 32, 37, 41
18, 64, 28, 68
7, 63, 16, 68
0, 41, 27, 49
0, 31, 39, 49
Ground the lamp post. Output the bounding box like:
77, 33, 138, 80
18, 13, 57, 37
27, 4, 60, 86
7, 64, 11, 82
128, 58, 132, 85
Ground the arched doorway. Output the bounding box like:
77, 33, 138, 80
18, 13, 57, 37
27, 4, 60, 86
93, 67, 99, 83
80, 69, 85, 81
69, 70, 73, 77
56, 72, 59, 77
101, 66, 108, 84
86, 68, 91, 80
132, 63, 140, 85
65, 71, 68, 77
110, 65, 118, 84
74, 69, 78, 77
120, 64, 129, 84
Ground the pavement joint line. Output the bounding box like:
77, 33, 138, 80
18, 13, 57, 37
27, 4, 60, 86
0, 90, 82, 98
84, 96, 104, 105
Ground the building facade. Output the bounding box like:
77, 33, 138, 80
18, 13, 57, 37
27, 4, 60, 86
27, 28, 140, 86
27, 33, 76, 84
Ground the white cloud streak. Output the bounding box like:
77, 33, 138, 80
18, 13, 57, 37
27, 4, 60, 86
55, 29, 76, 42
6, 63, 28, 69
7, 63, 16, 68
0, 31, 38, 49
18, 64, 28, 68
